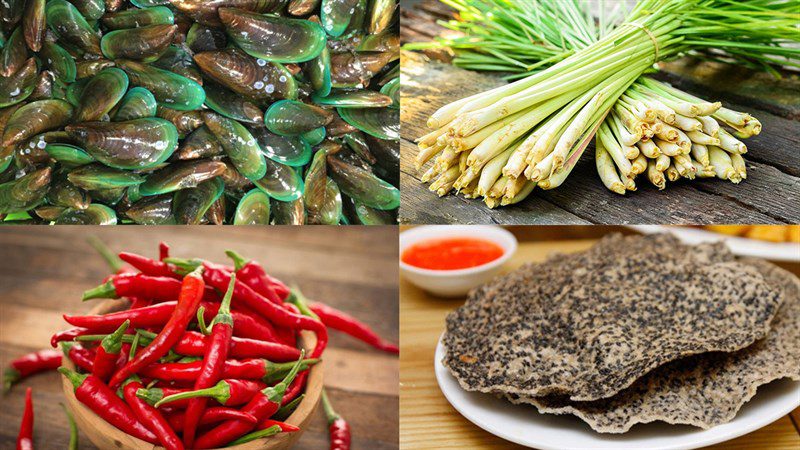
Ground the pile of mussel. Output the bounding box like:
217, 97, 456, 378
0, 0, 399, 224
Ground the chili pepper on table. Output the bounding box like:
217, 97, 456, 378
17, 387, 34, 450
60, 342, 94, 373
82, 273, 218, 304
193, 351, 305, 449
225, 250, 290, 302
154, 379, 267, 408
60, 403, 78, 450
167, 407, 258, 432
140, 357, 319, 383
119, 252, 180, 279
309, 301, 400, 354
108, 267, 206, 389
58, 367, 158, 444
4, 349, 62, 392
322, 389, 351, 450
122, 378, 184, 450
92, 320, 129, 382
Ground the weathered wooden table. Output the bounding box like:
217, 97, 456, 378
0, 227, 399, 449
399, 226, 800, 449
400, 1, 800, 225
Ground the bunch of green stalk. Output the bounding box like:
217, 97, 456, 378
410, 0, 799, 207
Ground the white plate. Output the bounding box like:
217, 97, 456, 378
627, 225, 800, 262
435, 338, 800, 450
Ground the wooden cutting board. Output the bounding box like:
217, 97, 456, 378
400, 233, 800, 449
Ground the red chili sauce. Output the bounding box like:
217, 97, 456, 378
401, 237, 504, 270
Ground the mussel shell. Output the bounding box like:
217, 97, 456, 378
0, 146, 13, 172
321, 0, 359, 37
87, 185, 127, 205
343, 0, 368, 37
173, 177, 224, 224
74, 59, 115, 80
104, 0, 125, 12
67, 163, 145, 190
55, 204, 117, 225
69, 0, 105, 22
343, 131, 376, 164
130, 0, 171, 7
47, 173, 91, 209
169, 0, 287, 27
312, 89, 392, 108
337, 106, 398, 140
112, 87, 158, 121
28, 70, 56, 101
39, 42, 76, 84
327, 150, 398, 210
270, 197, 305, 224
34, 205, 67, 221
124, 193, 175, 224
15, 134, 51, 169
45, 0, 102, 56
0, 57, 37, 107
117, 59, 206, 111
173, 126, 224, 161
220, 8, 326, 63
344, 195, 395, 225
204, 112, 267, 181
203, 81, 264, 125
2, 99, 74, 147
368, 0, 396, 35
252, 157, 304, 202
194, 48, 297, 106
233, 188, 270, 224
304, 150, 341, 225
1, 0, 24, 33
380, 77, 399, 108
0, 27, 26, 77
264, 100, 333, 136
74, 68, 129, 122
330, 51, 394, 88
301, 127, 326, 146
0, 166, 52, 214
287, 0, 320, 16
219, 160, 253, 192
151, 45, 204, 86
23, 0, 46, 52
44, 143, 95, 167
250, 126, 311, 167
204, 195, 226, 225
101, 6, 174, 30
66, 77, 90, 106
139, 159, 227, 196
156, 106, 205, 136
101, 24, 178, 62
66, 118, 179, 170
377, 63, 398, 86
305, 46, 331, 97
364, 133, 399, 185
325, 111, 358, 137
186, 23, 227, 53
357, 27, 399, 53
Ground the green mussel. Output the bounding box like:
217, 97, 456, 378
233, 188, 271, 224
66, 118, 178, 170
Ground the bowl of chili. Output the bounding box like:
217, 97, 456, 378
400, 225, 518, 297
61, 299, 324, 450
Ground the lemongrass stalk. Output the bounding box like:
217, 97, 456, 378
623, 175, 637, 191
654, 138, 681, 156
665, 163, 680, 182
610, 111, 640, 146
674, 154, 696, 179
503, 180, 537, 205
712, 107, 754, 127
614, 103, 647, 136
551, 87, 610, 174
673, 114, 703, 132
503, 124, 547, 178
697, 115, 720, 137
639, 79, 721, 115
487, 175, 509, 199
451, 107, 532, 151
530, 150, 556, 181
420, 164, 437, 183
453, 165, 480, 189
691, 159, 716, 178
641, 123, 654, 140
717, 129, 747, 154
596, 140, 626, 194
430, 166, 460, 195
478, 144, 517, 196
647, 158, 666, 190
415, 144, 445, 171
729, 152, 747, 180
708, 145, 739, 182
460, 178, 480, 199
674, 128, 692, 153
631, 153, 648, 175
653, 121, 679, 142
655, 153, 671, 171
417, 124, 452, 147
636, 139, 661, 158
597, 123, 633, 177
625, 144, 640, 160
691, 143, 710, 166
632, 84, 701, 117
685, 130, 720, 146
433, 147, 458, 173
458, 149, 471, 173
626, 88, 676, 123
502, 175, 529, 202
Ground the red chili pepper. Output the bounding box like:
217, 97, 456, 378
259, 419, 300, 433
4, 349, 62, 392
153, 379, 267, 408
140, 358, 318, 383
225, 250, 290, 302
91, 320, 129, 382
108, 267, 206, 389
119, 252, 180, 279
16, 387, 33, 450
202, 265, 327, 359
60, 342, 94, 373
50, 328, 90, 348
128, 297, 152, 309
65, 302, 277, 342
175, 331, 301, 361
167, 407, 257, 432
322, 389, 351, 450
181, 274, 237, 447
82, 273, 218, 303
136, 386, 193, 408
310, 302, 399, 354
122, 379, 183, 450
193, 351, 305, 449
58, 367, 158, 444
159, 242, 170, 261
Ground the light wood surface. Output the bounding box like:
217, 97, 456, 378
0, 227, 399, 449
399, 232, 800, 449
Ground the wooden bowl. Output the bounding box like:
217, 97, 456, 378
61, 300, 323, 450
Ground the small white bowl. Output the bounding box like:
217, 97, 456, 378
399, 225, 518, 297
